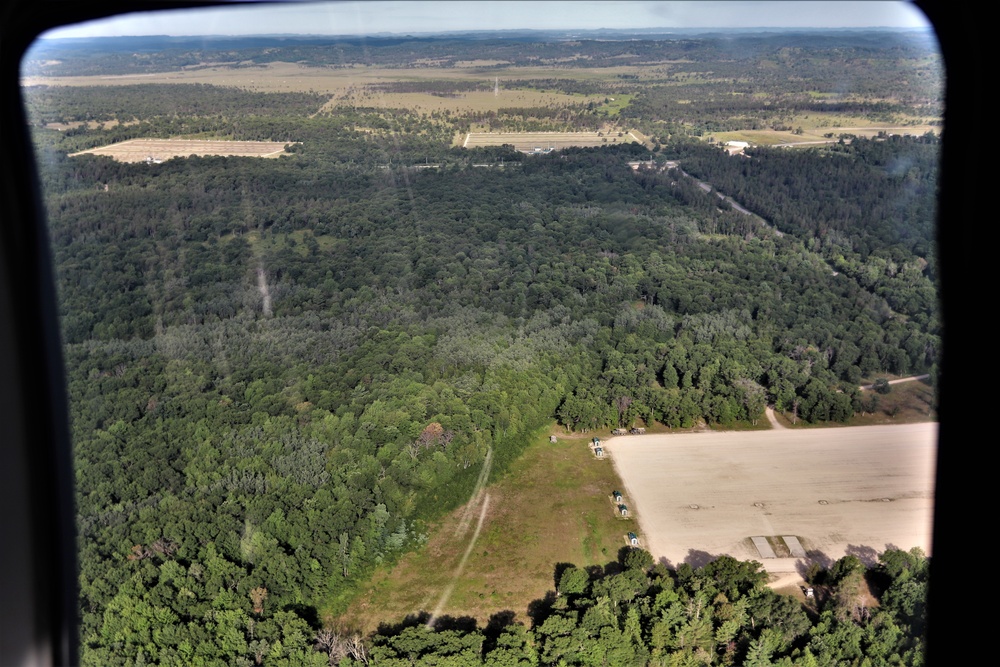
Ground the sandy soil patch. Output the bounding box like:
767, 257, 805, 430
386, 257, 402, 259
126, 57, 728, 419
464, 131, 635, 151
606, 423, 936, 573
69, 138, 297, 163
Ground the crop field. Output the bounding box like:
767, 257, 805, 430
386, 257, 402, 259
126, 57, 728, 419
69, 138, 296, 162
464, 130, 638, 151
606, 423, 937, 573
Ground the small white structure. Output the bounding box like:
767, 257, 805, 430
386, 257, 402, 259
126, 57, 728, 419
725, 140, 750, 156
618, 504, 629, 517
550, 435, 558, 443
595, 446, 604, 458
628, 532, 639, 546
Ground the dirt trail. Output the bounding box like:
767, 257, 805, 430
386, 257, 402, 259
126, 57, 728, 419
860, 374, 930, 391
765, 406, 785, 430
256, 267, 272, 317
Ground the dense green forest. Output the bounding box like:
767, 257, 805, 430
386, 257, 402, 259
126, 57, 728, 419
23, 28, 939, 666
354, 547, 928, 667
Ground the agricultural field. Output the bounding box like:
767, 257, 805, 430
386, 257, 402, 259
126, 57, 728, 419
69, 138, 296, 162
463, 130, 638, 151
22, 61, 627, 96
710, 123, 940, 147
20, 61, 652, 94
326, 88, 600, 114
606, 423, 937, 573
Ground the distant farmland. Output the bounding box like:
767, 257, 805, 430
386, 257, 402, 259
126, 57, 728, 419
69, 138, 297, 163
463, 131, 639, 152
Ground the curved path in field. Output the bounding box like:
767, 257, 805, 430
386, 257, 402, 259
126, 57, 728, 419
765, 407, 786, 430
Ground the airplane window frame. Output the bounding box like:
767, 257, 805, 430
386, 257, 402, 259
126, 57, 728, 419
0, 2, 978, 665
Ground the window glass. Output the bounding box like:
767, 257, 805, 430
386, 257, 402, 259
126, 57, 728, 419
21, 3, 940, 665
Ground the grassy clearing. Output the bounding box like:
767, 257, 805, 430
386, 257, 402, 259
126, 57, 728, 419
708, 418, 773, 432
710, 120, 939, 147
851, 378, 936, 425
596, 93, 634, 116
328, 428, 631, 633
774, 378, 936, 428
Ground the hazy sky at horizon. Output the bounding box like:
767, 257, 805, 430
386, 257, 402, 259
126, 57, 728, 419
42, 1, 931, 39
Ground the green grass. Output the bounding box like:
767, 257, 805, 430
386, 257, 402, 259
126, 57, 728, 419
774, 378, 936, 428
598, 93, 633, 116
329, 427, 631, 632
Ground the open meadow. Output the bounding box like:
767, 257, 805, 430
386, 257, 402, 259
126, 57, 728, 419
606, 423, 937, 573
330, 431, 634, 633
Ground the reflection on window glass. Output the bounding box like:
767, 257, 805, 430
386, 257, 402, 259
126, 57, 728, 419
21, 2, 939, 664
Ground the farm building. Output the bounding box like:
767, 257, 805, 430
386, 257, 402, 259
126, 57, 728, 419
613, 491, 623, 503
725, 140, 750, 156
595, 447, 604, 458
618, 504, 629, 517
628, 532, 639, 546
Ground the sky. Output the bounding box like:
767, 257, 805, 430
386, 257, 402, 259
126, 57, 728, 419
42, 1, 932, 39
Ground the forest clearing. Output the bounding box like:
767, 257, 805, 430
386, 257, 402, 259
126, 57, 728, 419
606, 423, 937, 572
331, 430, 630, 633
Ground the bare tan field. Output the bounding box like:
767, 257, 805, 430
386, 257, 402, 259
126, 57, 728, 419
328, 89, 598, 114
464, 131, 636, 151
69, 138, 296, 162
605, 423, 937, 573
712, 122, 938, 146
22, 61, 642, 94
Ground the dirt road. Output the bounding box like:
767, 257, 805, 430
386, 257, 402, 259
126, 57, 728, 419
860, 374, 930, 391
765, 407, 785, 430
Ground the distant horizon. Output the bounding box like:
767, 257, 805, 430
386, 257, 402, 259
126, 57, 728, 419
38, 24, 936, 42
39, 1, 931, 40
